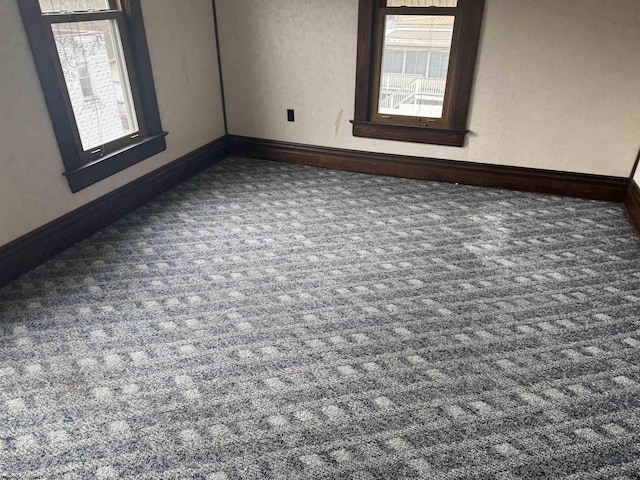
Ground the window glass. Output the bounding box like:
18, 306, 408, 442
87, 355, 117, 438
378, 15, 454, 119
77, 63, 93, 97
39, 0, 110, 13
405, 51, 417, 74
51, 20, 138, 150
405, 51, 428, 75
417, 51, 428, 75
386, 0, 457, 6
428, 51, 450, 79
382, 50, 404, 74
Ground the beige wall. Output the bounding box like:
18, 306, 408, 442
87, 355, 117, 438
634, 165, 640, 186
0, 0, 226, 246
216, 0, 640, 178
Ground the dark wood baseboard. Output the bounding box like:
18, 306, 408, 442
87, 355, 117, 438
229, 136, 628, 202
2, 134, 634, 289
624, 179, 640, 237
0, 136, 229, 289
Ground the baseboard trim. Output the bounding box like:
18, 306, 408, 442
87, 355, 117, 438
624, 179, 640, 236
2, 135, 634, 289
0, 136, 229, 288
229, 136, 628, 202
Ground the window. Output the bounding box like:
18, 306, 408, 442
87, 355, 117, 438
19, 0, 167, 192
428, 51, 450, 79
76, 63, 94, 98
352, 0, 485, 147
382, 50, 405, 74
404, 51, 428, 76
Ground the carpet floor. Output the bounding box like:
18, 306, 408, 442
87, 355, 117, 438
1, 157, 640, 479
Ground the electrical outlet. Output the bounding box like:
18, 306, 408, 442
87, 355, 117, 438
287, 109, 295, 122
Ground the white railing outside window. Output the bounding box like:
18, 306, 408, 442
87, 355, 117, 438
380, 73, 447, 110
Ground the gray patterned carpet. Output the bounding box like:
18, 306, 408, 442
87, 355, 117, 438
1, 157, 640, 479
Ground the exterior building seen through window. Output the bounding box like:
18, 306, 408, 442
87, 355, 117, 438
378, 15, 454, 119
52, 19, 138, 151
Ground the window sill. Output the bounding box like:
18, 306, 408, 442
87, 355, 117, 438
351, 120, 467, 147
64, 132, 168, 192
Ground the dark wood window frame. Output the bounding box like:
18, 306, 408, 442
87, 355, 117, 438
19, 0, 168, 193
351, 0, 484, 147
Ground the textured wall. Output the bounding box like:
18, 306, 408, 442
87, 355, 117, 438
216, 0, 640, 178
0, 0, 226, 246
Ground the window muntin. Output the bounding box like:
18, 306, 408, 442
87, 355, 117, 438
51, 19, 139, 151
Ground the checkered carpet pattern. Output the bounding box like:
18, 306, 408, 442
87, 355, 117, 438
1, 157, 640, 479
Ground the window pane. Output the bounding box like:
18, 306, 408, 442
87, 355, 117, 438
386, 0, 457, 7
405, 51, 417, 74
417, 51, 428, 76
51, 20, 139, 152
392, 50, 404, 73
77, 63, 94, 97
77, 63, 89, 77
403, 51, 428, 75
378, 15, 454, 119
39, 0, 110, 13
382, 50, 404, 74
428, 51, 450, 79
382, 52, 392, 73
